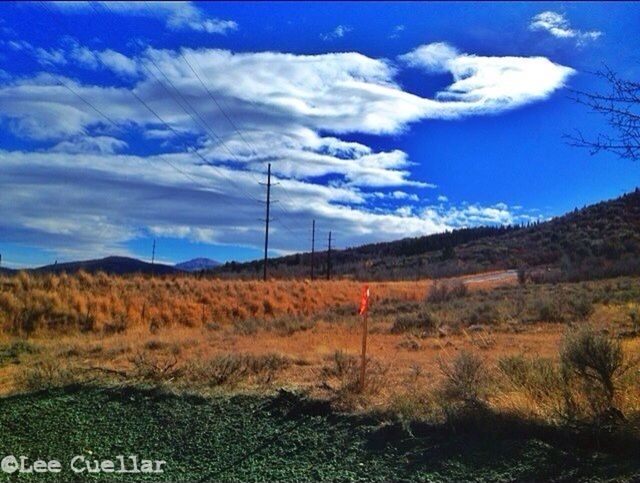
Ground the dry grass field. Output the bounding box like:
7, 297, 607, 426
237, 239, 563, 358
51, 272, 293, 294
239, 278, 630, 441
1, 270, 640, 433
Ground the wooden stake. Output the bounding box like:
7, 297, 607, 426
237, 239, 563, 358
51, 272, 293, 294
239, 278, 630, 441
360, 311, 368, 392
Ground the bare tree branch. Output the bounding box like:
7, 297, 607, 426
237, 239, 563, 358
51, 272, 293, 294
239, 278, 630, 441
566, 65, 640, 161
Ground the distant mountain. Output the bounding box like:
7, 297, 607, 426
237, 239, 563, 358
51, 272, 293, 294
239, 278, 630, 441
175, 257, 221, 272
210, 189, 640, 281
33, 256, 179, 275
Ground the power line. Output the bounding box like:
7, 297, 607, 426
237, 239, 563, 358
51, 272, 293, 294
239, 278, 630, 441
38, 2, 306, 258
97, 1, 304, 242
97, 1, 301, 240
39, 1, 265, 208
82, 1, 263, 205
28, 1, 275, 254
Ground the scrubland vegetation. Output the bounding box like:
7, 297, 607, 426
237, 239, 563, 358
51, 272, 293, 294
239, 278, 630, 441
212, 190, 640, 281
1, 270, 640, 450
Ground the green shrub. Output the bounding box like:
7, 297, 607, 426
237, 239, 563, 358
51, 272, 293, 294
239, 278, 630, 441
391, 308, 438, 334
560, 326, 632, 418
568, 294, 594, 320
438, 351, 488, 408
533, 296, 565, 323
427, 281, 467, 304
465, 301, 502, 325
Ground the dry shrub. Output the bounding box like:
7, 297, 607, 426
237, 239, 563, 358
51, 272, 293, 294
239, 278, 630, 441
391, 308, 438, 334
427, 281, 468, 304
464, 301, 502, 326
322, 350, 389, 399
0, 340, 38, 366
144, 339, 169, 351
185, 353, 290, 387
387, 390, 432, 428
437, 351, 489, 415
499, 328, 638, 428
17, 360, 83, 392
130, 352, 180, 382
269, 316, 315, 336
322, 350, 358, 380
532, 292, 594, 323
233, 318, 260, 335
397, 335, 422, 351
560, 326, 634, 422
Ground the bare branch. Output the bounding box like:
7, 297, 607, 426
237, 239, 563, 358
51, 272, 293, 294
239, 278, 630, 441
566, 66, 640, 161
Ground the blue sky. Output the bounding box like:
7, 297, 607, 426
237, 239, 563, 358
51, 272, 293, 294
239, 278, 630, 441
0, 1, 639, 268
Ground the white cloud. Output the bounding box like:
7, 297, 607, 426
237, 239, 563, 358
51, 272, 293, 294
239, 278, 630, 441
529, 11, 602, 45
0, 43, 568, 258
389, 25, 405, 39
51, 1, 237, 35
98, 50, 139, 77
51, 136, 128, 154
437, 195, 448, 202
400, 42, 459, 73
321, 25, 352, 41
400, 42, 575, 114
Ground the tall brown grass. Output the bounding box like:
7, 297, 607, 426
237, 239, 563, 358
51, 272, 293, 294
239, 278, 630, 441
0, 272, 429, 335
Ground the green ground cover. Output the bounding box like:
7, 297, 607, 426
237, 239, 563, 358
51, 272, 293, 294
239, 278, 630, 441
0, 386, 638, 482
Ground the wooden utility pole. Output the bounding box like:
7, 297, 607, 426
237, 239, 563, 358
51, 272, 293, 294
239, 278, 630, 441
310, 219, 315, 280
151, 239, 156, 277
263, 163, 272, 282
327, 230, 332, 280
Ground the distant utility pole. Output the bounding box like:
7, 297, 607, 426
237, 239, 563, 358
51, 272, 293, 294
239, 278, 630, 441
263, 163, 272, 282
327, 230, 332, 280
311, 219, 315, 280
151, 238, 156, 266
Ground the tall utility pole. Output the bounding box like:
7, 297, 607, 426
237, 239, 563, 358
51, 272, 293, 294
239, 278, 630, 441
327, 230, 332, 280
151, 239, 156, 275
263, 163, 272, 282
310, 219, 315, 280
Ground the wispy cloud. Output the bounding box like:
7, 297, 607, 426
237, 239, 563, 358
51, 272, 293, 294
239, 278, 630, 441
400, 42, 575, 113
389, 24, 405, 39
529, 11, 602, 45
320, 25, 352, 41
51, 1, 238, 35
0, 41, 567, 257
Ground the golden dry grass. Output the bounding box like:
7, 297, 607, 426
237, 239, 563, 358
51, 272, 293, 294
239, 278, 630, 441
2, 270, 639, 426
0, 272, 437, 335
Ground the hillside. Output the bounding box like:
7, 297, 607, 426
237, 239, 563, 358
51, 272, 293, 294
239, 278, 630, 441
211, 189, 640, 281
175, 257, 220, 272
32, 256, 179, 276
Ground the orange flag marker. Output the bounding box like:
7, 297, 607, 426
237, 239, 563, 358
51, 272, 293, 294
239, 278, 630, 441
359, 285, 370, 391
